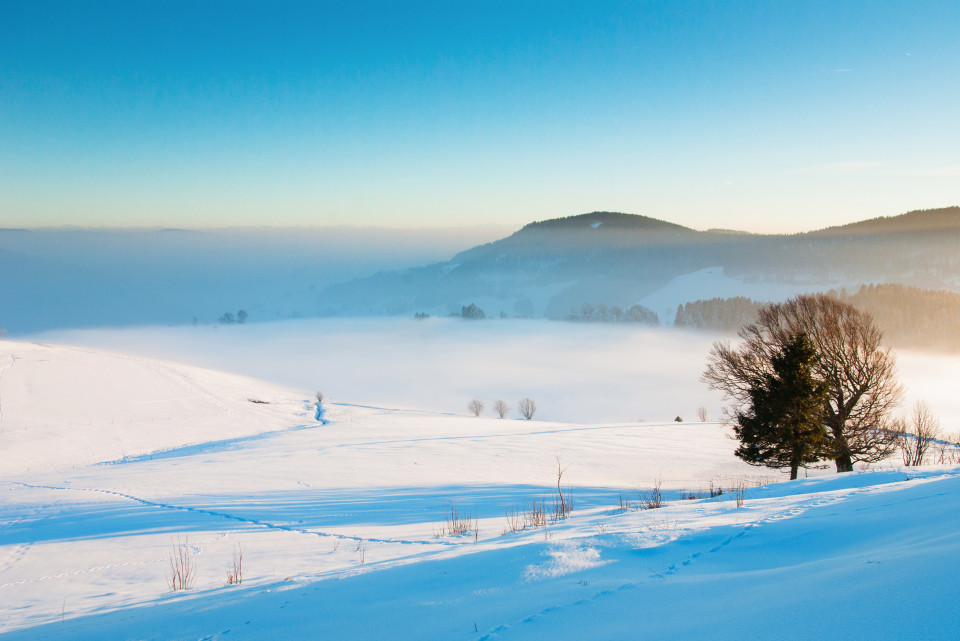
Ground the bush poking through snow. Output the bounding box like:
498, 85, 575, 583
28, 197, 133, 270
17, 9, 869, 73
518, 397, 536, 420
503, 507, 523, 534
524, 498, 547, 528
733, 481, 746, 508
554, 455, 571, 520
468, 399, 484, 417
226, 543, 243, 585
356, 539, 367, 564
442, 501, 478, 537
168, 535, 195, 591
640, 477, 663, 510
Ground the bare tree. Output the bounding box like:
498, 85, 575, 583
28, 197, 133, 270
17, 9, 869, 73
896, 400, 941, 466
518, 397, 536, 420
493, 400, 510, 419
703, 294, 902, 473
697, 406, 708, 422
468, 399, 484, 417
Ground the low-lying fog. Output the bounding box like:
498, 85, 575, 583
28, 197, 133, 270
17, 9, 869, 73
26, 318, 960, 429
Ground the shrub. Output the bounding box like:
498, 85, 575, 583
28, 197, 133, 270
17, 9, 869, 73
168, 535, 196, 591
640, 477, 663, 509
226, 543, 243, 585
518, 397, 536, 420
896, 400, 941, 466
468, 399, 484, 416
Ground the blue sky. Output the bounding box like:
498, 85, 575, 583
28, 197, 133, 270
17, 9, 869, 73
2, 1, 958, 232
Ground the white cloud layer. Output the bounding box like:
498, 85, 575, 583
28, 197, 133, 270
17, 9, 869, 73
28, 318, 960, 428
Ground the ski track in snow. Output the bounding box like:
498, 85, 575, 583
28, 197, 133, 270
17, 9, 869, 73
12, 482, 465, 549
98, 412, 322, 465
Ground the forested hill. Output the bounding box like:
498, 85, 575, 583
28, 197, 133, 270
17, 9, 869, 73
810, 206, 960, 236
317, 207, 960, 320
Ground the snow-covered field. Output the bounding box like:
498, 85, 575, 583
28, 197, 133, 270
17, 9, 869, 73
1, 334, 958, 639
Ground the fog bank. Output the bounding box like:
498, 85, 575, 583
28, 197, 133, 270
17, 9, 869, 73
27, 319, 960, 429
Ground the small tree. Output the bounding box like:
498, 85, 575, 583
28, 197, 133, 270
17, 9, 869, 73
896, 400, 941, 466
461, 303, 486, 320
697, 406, 708, 422
518, 397, 536, 420
218, 311, 235, 324
734, 333, 829, 480
468, 399, 484, 417
494, 400, 510, 418
236, 309, 248, 324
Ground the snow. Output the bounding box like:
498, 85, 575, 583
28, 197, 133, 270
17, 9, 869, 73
1, 336, 958, 639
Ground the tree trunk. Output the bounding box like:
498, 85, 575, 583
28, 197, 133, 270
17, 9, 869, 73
789, 465, 799, 480
834, 453, 854, 473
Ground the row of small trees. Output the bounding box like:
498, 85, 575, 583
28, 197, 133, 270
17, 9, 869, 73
218, 309, 248, 324
565, 303, 659, 325
468, 398, 536, 420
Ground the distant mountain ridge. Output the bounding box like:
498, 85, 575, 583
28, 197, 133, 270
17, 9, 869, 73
318, 207, 960, 320
811, 206, 960, 236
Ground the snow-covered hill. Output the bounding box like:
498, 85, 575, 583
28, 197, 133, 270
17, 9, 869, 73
0, 339, 957, 639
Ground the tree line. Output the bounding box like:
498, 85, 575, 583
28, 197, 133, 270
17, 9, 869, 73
678, 284, 960, 352
566, 303, 659, 325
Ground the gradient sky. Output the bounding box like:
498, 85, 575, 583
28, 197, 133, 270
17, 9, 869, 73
2, 1, 958, 233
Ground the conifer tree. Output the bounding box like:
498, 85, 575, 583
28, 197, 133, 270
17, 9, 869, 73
734, 333, 829, 479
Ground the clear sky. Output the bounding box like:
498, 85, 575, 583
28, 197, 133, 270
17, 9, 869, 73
2, 1, 958, 233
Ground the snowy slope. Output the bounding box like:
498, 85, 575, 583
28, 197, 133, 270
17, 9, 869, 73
0, 339, 957, 639
0, 341, 315, 474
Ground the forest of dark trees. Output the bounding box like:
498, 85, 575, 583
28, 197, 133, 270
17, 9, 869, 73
674, 297, 764, 333
675, 284, 960, 352
565, 302, 659, 325
831, 284, 960, 352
